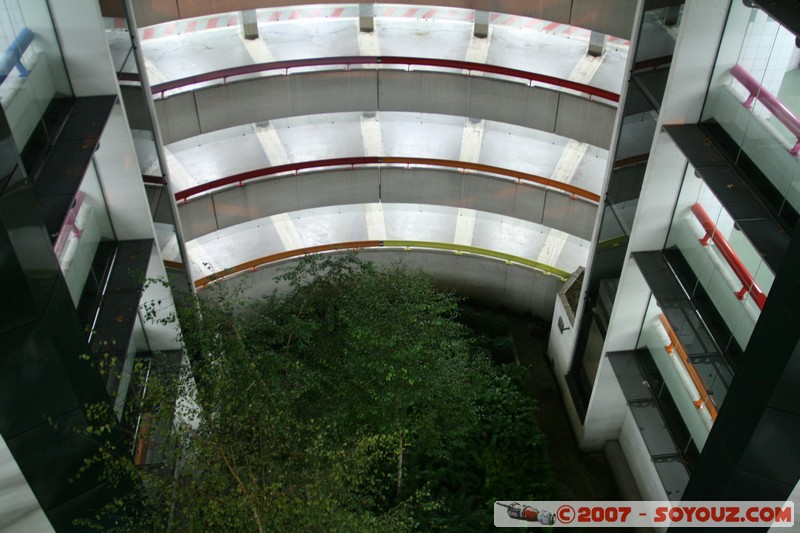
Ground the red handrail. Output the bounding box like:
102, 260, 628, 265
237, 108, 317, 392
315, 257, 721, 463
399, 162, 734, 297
690, 203, 767, 310
172, 156, 601, 203
730, 64, 800, 156
150, 55, 620, 102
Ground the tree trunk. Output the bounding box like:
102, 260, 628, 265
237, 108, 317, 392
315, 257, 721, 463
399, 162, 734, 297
396, 431, 405, 500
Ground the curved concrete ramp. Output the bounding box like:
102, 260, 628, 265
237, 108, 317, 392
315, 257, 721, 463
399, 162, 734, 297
199, 248, 569, 319
184, 202, 589, 283
178, 166, 598, 241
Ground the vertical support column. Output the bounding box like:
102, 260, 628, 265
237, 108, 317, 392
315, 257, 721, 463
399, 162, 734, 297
474, 10, 489, 38
241, 9, 258, 40
359, 3, 374, 33
588, 31, 606, 57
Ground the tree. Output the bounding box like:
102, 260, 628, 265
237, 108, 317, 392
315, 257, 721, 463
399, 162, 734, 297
80, 254, 503, 531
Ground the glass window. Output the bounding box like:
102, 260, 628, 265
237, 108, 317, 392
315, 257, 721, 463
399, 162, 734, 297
57, 161, 116, 307
0, 0, 72, 153
666, 163, 773, 350
702, 2, 800, 219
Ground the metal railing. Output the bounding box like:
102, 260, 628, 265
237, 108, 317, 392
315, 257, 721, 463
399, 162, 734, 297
730, 63, 800, 156
150, 55, 620, 102
658, 313, 719, 421
690, 203, 767, 310
174, 156, 601, 203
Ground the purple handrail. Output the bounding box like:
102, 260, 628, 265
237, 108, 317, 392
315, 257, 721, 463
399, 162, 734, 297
730, 64, 800, 156
150, 55, 620, 102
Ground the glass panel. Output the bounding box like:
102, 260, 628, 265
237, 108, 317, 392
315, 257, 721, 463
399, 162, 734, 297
114, 313, 148, 419
103, 16, 137, 77
0, 0, 72, 152
57, 161, 116, 307
702, 2, 800, 218
636, 294, 713, 451
667, 163, 773, 349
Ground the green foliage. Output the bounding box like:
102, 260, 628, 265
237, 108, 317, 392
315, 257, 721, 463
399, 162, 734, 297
80, 254, 555, 532
405, 364, 557, 531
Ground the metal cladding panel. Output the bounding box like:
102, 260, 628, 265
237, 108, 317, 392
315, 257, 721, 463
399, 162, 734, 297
542, 192, 597, 241
193, 77, 291, 136
156, 92, 201, 145
513, 183, 549, 226
97, 0, 125, 18
466, 77, 560, 134
293, 168, 380, 212
380, 168, 463, 206
209, 177, 300, 232
133, 0, 180, 26
289, 71, 379, 117
178, 196, 218, 241
570, 0, 637, 40
379, 71, 561, 133
0, 321, 79, 437
555, 93, 616, 149
132, 0, 576, 28
381, 168, 547, 225
460, 174, 538, 220
6, 408, 100, 510
378, 71, 470, 118
186, 72, 378, 141
178, 0, 270, 19
477, 0, 572, 23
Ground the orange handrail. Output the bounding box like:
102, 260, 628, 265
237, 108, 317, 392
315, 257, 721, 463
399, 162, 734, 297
658, 313, 719, 421
194, 241, 382, 288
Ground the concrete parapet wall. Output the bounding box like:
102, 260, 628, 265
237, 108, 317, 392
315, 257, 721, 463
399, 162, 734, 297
156, 70, 616, 147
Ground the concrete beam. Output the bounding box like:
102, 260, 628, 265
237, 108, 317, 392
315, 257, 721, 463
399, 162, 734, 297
241, 9, 258, 39
473, 10, 489, 38
588, 31, 606, 57
359, 3, 374, 33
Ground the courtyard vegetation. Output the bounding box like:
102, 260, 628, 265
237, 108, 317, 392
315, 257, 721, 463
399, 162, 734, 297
81, 254, 556, 531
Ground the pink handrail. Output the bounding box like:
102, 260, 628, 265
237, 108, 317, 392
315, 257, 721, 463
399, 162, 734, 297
172, 156, 601, 203
690, 203, 767, 310
150, 55, 620, 102
730, 64, 800, 156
